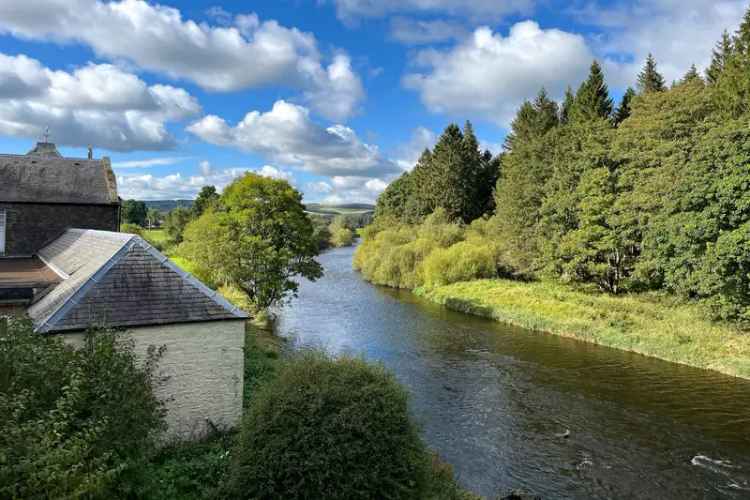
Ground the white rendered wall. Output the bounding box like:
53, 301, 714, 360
65, 320, 246, 441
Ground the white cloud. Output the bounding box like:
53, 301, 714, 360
117, 161, 294, 200
404, 22, 594, 126
573, 0, 749, 86
394, 126, 437, 170
0, 53, 200, 151
306, 181, 334, 194
187, 100, 400, 178
0, 0, 364, 121
113, 157, 190, 168
389, 17, 467, 44
319, 175, 388, 204
330, 0, 534, 23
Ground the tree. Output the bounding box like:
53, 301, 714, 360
680, 64, 702, 85
121, 199, 147, 226
706, 30, 734, 84
571, 61, 613, 122
329, 216, 355, 247
193, 185, 220, 217
145, 208, 160, 229
734, 6, 750, 55
559, 86, 575, 124
163, 206, 193, 244
180, 173, 323, 310
637, 53, 666, 94
612, 87, 636, 126
505, 89, 559, 149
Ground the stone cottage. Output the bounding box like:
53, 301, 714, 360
0, 141, 248, 440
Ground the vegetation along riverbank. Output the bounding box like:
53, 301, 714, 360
356, 9, 750, 380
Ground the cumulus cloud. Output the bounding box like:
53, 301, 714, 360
329, 0, 534, 23
572, 0, 749, 86
403, 22, 594, 125
117, 161, 294, 200
0, 53, 200, 151
317, 176, 388, 204
394, 126, 437, 170
187, 100, 400, 178
0, 0, 364, 120
389, 17, 467, 44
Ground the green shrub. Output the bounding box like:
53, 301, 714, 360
423, 240, 498, 288
226, 352, 429, 500
329, 225, 355, 247
0, 319, 166, 499
121, 222, 145, 236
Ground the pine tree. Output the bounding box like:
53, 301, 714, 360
734, 6, 750, 55
637, 54, 666, 94
571, 61, 613, 122
533, 88, 560, 133
612, 87, 636, 126
504, 90, 559, 151
681, 64, 702, 85
706, 30, 733, 84
559, 86, 575, 124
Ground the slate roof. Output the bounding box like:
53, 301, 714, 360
28, 229, 248, 333
0, 143, 118, 205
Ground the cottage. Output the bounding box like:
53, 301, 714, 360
0, 141, 248, 440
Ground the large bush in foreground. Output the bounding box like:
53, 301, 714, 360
0, 319, 166, 499
226, 352, 429, 500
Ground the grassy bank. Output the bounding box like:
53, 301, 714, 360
416, 279, 750, 379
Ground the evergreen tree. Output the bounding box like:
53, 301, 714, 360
680, 64, 702, 85
559, 86, 575, 124
612, 87, 636, 126
706, 30, 734, 84
734, 7, 750, 55
504, 89, 559, 150
571, 61, 613, 122
533, 88, 560, 132
637, 54, 666, 94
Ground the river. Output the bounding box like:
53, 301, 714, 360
274, 245, 750, 499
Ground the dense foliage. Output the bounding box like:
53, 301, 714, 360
362, 8, 750, 322
225, 351, 430, 500
376, 122, 499, 224
0, 319, 166, 499
122, 199, 148, 226
178, 173, 323, 310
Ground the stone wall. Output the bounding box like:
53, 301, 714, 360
0, 202, 119, 256
64, 319, 246, 441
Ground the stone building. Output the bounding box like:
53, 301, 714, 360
0, 141, 248, 440
0, 142, 120, 257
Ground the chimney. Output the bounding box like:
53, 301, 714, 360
87, 146, 93, 160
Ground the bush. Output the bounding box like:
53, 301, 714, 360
329, 225, 355, 247
121, 222, 145, 236
423, 240, 498, 288
0, 319, 166, 498
226, 352, 429, 500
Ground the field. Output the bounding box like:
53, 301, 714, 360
417, 279, 750, 379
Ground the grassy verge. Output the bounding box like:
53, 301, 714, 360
416, 279, 750, 379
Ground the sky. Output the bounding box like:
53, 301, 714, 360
0, 0, 747, 204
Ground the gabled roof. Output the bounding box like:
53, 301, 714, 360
28, 229, 248, 333
0, 144, 118, 204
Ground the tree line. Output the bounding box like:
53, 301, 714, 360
374, 8, 750, 321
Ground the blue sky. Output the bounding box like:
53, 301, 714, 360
0, 0, 747, 203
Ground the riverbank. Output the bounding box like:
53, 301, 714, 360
415, 279, 750, 380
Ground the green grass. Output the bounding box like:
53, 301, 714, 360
416, 279, 750, 379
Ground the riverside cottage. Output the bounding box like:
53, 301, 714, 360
0, 141, 247, 439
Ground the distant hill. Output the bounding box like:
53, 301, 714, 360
143, 200, 194, 212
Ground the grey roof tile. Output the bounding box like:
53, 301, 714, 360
28, 229, 247, 332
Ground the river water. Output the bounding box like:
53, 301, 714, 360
274, 245, 750, 499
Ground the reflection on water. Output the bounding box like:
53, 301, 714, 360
274, 246, 750, 499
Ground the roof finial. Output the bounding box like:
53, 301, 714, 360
43, 126, 50, 143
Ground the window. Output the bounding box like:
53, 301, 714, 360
0, 209, 5, 255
